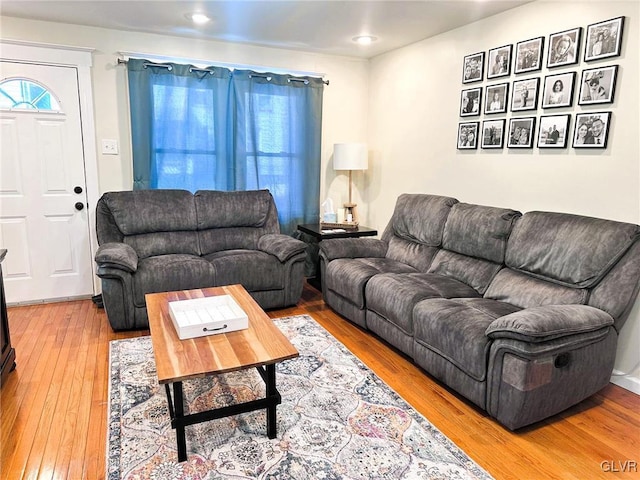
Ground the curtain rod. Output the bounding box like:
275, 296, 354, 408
117, 58, 216, 74
116, 57, 329, 85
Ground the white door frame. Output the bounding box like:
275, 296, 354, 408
1, 39, 100, 295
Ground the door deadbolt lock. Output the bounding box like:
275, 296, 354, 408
74, 186, 83, 194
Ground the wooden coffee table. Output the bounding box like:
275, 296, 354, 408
146, 284, 299, 462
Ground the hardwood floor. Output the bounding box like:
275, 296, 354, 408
1, 283, 639, 479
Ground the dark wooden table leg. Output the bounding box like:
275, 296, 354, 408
265, 364, 277, 438
173, 381, 187, 462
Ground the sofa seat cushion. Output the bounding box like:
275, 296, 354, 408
366, 273, 481, 335
204, 250, 284, 291
325, 258, 418, 309
133, 254, 216, 307
413, 298, 521, 381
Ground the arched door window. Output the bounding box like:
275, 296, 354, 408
0, 78, 62, 111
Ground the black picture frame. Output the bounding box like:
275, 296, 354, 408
584, 17, 625, 62
484, 83, 509, 114
578, 65, 618, 105
547, 27, 581, 68
573, 112, 611, 148
542, 72, 576, 108
481, 119, 505, 149
537, 114, 571, 148
460, 87, 482, 117
487, 45, 512, 79
515, 36, 544, 74
508, 117, 536, 148
457, 122, 479, 149
511, 78, 539, 112
462, 52, 484, 84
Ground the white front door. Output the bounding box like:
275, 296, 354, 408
0, 61, 94, 303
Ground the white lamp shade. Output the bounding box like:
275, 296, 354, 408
333, 143, 368, 171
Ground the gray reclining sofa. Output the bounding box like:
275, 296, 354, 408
319, 193, 640, 429
95, 189, 307, 330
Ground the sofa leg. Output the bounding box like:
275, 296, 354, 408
92, 294, 104, 309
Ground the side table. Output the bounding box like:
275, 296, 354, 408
297, 224, 378, 290
0, 249, 16, 387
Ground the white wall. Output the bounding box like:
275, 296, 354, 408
0, 16, 369, 200
368, 0, 640, 392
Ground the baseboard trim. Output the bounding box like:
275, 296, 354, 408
611, 373, 640, 395
6, 294, 93, 308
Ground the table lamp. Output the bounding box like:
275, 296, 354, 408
333, 143, 368, 224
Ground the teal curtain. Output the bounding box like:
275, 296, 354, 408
127, 59, 324, 234
231, 70, 324, 233
128, 59, 232, 191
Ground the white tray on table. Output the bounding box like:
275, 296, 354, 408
168, 295, 249, 340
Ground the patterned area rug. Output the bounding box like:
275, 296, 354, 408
107, 314, 493, 479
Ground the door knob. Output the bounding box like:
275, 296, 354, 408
75, 202, 85, 211
74, 186, 83, 194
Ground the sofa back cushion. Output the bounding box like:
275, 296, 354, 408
505, 211, 640, 288
428, 203, 520, 294
382, 194, 458, 271
486, 211, 640, 315
441, 203, 520, 264
484, 269, 588, 308
195, 190, 280, 254
195, 190, 276, 229
589, 240, 640, 330
96, 189, 200, 258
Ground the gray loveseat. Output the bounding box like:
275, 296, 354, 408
320, 194, 640, 429
95, 189, 307, 330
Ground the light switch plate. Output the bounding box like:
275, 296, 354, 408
102, 139, 119, 155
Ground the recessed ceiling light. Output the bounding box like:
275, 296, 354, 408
353, 35, 377, 46
188, 12, 211, 25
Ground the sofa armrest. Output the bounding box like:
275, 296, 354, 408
486, 305, 614, 343
319, 238, 388, 262
258, 234, 307, 262
95, 242, 138, 273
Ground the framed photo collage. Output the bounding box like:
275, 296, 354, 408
458, 16, 623, 151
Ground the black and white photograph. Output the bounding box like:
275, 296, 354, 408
508, 117, 536, 148
457, 122, 479, 149
484, 83, 508, 114
481, 119, 505, 149
579, 65, 618, 105
573, 112, 611, 148
460, 87, 482, 116
547, 27, 581, 68
462, 52, 484, 83
537, 114, 570, 148
584, 16, 625, 62
487, 45, 512, 79
511, 78, 539, 112
542, 72, 575, 108
514, 37, 544, 74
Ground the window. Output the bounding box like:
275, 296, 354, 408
0, 78, 61, 111
151, 84, 219, 191
245, 92, 298, 198
127, 59, 324, 233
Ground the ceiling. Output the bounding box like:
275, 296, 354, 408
0, 1, 531, 59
